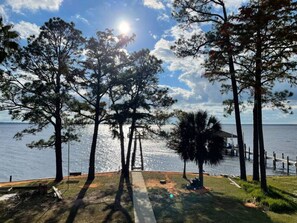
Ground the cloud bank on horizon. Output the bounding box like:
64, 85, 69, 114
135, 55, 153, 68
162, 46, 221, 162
0, 0, 296, 124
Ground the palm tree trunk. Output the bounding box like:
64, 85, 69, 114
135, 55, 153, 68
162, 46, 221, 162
198, 162, 204, 187
183, 160, 187, 179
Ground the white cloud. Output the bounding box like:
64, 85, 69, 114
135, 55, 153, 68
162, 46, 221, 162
154, 21, 297, 123
211, 0, 248, 13
0, 5, 8, 21
151, 24, 232, 121
157, 13, 170, 21
165, 0, 174, 9
152, 35, 222, 105
13, 21, 40, 39
149, 31, 158, 40
223, 0, 248, 9
5, 0, 63, 12
143, 0, 165, 10
168, 86, 194, 100
73, 14, 89, 25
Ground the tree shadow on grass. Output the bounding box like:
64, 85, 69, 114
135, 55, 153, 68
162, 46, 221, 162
148, 188, 275, 223
0, 193, 56, 223
102, 173, 133, 223
269, 185, 297, 199
65, 178, 94, 223
0, 180, 64, 223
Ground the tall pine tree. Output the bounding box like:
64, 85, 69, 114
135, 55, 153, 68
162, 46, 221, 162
70, 29, 134, 181
1, 18, 85, 182
232, 0, 297, 191
172, 0, 247, 180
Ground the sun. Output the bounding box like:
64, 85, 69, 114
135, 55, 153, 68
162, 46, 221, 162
118, 21, 131, 35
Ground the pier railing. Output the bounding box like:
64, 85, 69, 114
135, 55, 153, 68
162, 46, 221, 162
224, 146, 297, 175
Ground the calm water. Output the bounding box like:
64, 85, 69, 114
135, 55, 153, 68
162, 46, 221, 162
0, 123, 296, 182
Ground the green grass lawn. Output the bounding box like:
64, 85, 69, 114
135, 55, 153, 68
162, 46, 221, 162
143, 172, 297, 223
1, 172, 296, 223
0, 172, 134, 223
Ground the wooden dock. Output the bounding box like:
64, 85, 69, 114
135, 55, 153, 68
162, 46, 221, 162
224, 146, 297, 175
267, 152, 297, 175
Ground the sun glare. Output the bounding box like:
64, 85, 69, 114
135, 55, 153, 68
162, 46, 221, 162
118, 21, 131, 35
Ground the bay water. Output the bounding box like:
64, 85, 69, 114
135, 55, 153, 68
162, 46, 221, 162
0, 123, 296, 182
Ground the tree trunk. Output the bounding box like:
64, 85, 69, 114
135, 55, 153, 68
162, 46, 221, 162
131, 133, 137, 169
54, 71, 63, 182
124, 118, 136, 177
253, 100, 260, 181
87, 118, 99, 181
255, 21, 267, 192
87, 72, 102, 181
139, 135, 144, 170
222, 4, 246, 181
183, 160, 187, 179
119, 123, 126, 172
257, 91, 267, 192
198, 162, 204, 187
54, 117, 63, 182
230, 73, 247, 181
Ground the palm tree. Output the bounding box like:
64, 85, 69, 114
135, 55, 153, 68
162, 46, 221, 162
168, 110, 225, 187
167, 111, 195, 179
0, 17, 19, 64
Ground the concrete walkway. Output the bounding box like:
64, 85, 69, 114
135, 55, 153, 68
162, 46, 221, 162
132, 171, 156, 223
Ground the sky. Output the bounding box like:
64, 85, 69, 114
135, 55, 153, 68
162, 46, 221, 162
0, 0, 296, 124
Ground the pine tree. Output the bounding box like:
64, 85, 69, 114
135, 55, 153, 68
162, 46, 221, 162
0, 17, 19, 64
172, 0, 247, 180
232, 0, 297, 191
70, 29, 134, 181
108, 49, 175, 178
1, 18, 84, 182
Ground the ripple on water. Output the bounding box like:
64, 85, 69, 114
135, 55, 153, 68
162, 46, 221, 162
0, 124, 296, 181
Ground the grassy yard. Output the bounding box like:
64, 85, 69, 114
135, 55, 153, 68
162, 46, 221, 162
0, 172, 133, 223
142, 172, 297, 223
1, 172, 296, 223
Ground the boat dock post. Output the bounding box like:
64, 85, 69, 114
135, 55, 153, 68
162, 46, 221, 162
268, 151, 297, 175
225, 148, 297, 175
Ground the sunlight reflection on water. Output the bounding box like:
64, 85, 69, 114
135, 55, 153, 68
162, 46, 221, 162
0, 124, 296, 181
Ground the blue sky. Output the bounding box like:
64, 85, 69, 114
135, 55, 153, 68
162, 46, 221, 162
0, 0, 296, 124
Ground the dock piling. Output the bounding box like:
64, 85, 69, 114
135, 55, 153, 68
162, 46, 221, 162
264, 151, 267, 167
224, 148, 296, 174
248, 147, 251, 161
273, 152, 276, 170
287, 156, 290, 175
